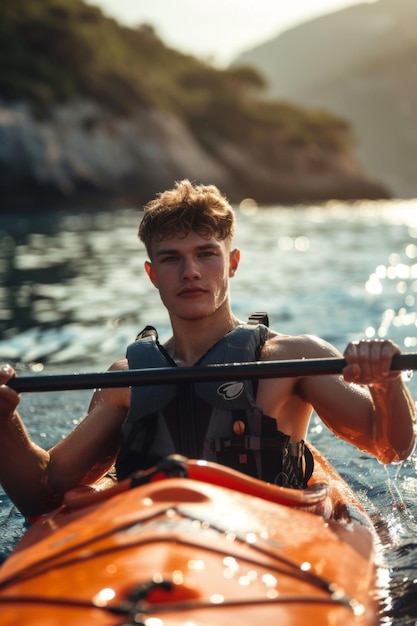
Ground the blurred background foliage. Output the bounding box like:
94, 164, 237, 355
0, 0, 353, 154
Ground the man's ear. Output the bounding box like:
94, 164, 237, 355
229, 248, 240, 277
144, 260, 158, 287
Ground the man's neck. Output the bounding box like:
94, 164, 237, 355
165, 311, 240, 367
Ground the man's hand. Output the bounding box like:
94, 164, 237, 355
0, 364, 20, 414
343, 339, 401, 384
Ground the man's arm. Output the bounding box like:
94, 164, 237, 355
296, 337, 416, 463
342, 339, 416, 463
0, 361, 128, 518
0, 364, 53, 516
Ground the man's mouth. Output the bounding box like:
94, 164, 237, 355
178, 287, 206, 297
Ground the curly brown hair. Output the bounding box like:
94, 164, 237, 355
139, 179, 235, 257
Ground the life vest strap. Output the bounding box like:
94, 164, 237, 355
247, 312, 269, 326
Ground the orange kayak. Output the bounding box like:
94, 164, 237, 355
0, 445, 379, 625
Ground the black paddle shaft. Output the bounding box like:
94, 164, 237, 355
6, 354, 416, 393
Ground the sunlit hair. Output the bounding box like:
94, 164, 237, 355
138, 179, 235, 258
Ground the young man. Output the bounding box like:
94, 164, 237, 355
0, 179, 415, 518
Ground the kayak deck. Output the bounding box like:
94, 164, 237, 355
0, 445, 379, 625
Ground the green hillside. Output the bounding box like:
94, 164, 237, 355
234, 0, 417, 198
0, 0, 353, 155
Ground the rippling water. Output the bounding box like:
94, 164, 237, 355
1, 200, 417, 624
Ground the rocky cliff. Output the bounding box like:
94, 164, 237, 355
0, 99, 389, 211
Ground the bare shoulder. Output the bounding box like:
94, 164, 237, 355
87, 357, 130, 411
262, 331, 343, 361
108, 357, 129, 372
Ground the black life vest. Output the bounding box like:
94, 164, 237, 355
115, 319, 313, 487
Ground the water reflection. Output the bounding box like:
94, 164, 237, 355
0, 231, 78, 333
364, 241, 417, 348
0, 209, 164, 362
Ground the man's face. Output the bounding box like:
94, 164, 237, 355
145, 231, 240, 322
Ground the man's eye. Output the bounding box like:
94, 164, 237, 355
199, 251, 215, 257
161, 256, 178, 263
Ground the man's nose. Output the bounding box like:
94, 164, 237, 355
181, 257, 201, 279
